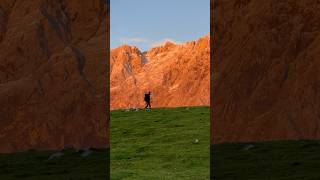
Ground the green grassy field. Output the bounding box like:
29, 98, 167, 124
212, 140, 320, 180
110, 106, 210, 179
0, 148, 109, 180
2, 106, 320, 180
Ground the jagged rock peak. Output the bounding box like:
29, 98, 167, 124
112, 44, 141, 52
110, 34, 210, 109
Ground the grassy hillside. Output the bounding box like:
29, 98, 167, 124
0, 148, 109, 180
110, 106, 210, 179
212, 140, 320, 180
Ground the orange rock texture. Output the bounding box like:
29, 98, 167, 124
212, 0, 320, 143
0, 0, 109, 153
110, 35, 210, 109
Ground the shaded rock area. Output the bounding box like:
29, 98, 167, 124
211, 0, 320, 143
110, 35, 210, 109
0, 0, 109, 153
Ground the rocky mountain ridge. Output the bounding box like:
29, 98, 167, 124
110, 35, 210, 109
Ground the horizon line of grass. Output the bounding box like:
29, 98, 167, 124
111, 105, 210, 111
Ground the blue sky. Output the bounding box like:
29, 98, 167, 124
111, 0, 210, 51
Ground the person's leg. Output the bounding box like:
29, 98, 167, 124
148, 101, 151, 108
145, 101, 148, 108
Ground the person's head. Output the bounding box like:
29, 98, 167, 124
148, 91, 151, 94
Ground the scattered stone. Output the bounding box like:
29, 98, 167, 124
243, 144, 255, 151
79, 148, 93, 157
48, 151, 64, 160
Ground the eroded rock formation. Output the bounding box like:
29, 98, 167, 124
0, 0, 109, 153
110, 35, 210, 109
212, 0, 320, 143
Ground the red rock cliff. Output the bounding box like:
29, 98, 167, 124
110, 35, 210, 109
212, 0, 320, 143
0, 0, 109, 153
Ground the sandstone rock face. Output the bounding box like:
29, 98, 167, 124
212, 0, 320, 143
0, 0, 109, 153
110, 35, 210, 109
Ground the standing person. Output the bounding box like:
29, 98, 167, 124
144, 91, 151, 109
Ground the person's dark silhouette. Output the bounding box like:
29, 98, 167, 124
144, 91, 151, 109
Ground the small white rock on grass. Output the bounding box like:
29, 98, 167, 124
193, 139, 199, 144
80, 149, 93, 157
48, 152, 64, 160
243, 144, 255, 151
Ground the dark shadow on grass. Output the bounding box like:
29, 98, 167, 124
211, 140, 320, 180
0, 148, 110, 180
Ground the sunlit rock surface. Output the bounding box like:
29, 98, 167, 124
0, 0, 109, 153
212, 0, 320, 143
110, 35, 210, 109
